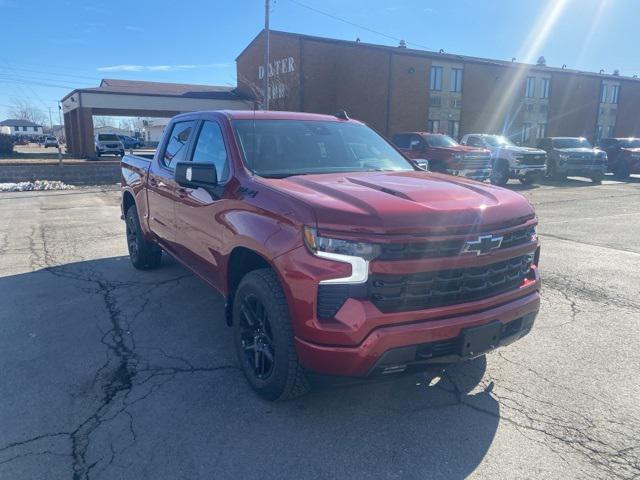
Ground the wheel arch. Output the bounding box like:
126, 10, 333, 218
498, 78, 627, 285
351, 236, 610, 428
225, 246, 275, 326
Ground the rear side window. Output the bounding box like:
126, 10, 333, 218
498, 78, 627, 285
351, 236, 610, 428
191, 121, 230, 182
392, 134, 411, 148
98, 134, 119, 141
162, 121, 195, 170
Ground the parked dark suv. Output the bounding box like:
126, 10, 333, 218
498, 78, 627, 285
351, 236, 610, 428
597, 137, 640, 179
537, 137, 607, 183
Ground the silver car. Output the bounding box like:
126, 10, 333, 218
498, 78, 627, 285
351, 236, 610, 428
95, 133, 125, 157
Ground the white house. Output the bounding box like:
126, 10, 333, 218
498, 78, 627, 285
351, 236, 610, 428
0, 119, 44, 137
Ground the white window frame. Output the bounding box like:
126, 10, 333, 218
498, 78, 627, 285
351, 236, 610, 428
450, 68, 463, 93
525, 77, 536, 98
430, 66, 443, 91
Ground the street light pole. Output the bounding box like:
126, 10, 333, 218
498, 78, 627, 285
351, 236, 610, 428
264, 0, 270, 110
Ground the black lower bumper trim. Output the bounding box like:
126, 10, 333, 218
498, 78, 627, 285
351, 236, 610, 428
368, 311, 538, 376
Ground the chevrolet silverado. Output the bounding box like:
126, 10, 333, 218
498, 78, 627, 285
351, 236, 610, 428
121, 110, 541, 400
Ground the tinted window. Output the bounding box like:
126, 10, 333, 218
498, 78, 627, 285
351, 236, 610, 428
619, 138, 640, 148
191, 121, 229, 182
162, 121, 195, 170
98, 134, 119, 141
392, 134, 411, 149
466, 136, 484, 147
233, 120, 414, 177
425, 134, 459, 148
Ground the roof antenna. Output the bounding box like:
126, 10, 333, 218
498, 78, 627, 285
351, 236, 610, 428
335, 110, 349, 120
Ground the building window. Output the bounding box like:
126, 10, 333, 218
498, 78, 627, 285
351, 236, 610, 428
540, 78, 550, 99
607, 125, 615, 137
611, 85, 619, 104
427, 120, 440, 133
600, 84, 608, 103
526, 103, 535, 112
539, 104, 548, 114
537, 123, 547, 139
525, 77, 536, 98
14, 126, 19, 131
448, 120, 460, 139
430, 66, 443, 91
429, 95, 441, 107
596, 125, 604, 141
522, 123, 532, 143
450, 98, 462, 108
450, 68, 463, 92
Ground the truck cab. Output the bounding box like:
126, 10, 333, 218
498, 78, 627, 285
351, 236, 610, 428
121, 110, 541, 401
392, 132, 492, 182
460, 134, 547, 186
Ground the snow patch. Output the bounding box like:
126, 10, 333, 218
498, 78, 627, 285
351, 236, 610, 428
0, 180, 76, 192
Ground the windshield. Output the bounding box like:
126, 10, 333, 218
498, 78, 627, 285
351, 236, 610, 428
233, 119, 415, 178
483, 135, 515, 147
98, 134, 119, 141
425, 134, 459, 148
619, 138, 640, 148
552, 138, 592, 149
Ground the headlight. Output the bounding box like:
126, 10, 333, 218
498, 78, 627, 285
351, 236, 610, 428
303, 227, 380, 284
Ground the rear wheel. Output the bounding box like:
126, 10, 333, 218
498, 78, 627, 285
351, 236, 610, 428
233, 269, 309, 401
125, 206, 162, 269
490, 160, 509, 186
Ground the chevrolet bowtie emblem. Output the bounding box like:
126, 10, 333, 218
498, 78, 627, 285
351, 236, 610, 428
463, 235, 503, 255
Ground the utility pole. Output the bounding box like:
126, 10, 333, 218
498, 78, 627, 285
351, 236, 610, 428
264, 0, 270, 110
48, 107, 53, 133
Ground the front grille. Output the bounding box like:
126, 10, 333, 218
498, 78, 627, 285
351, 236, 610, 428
369, 254, 533, 314
566, 155, 601, 165
518, 154, 546, 166
106, 144, 118, 148
462, 154, 491, 170
377, 225, 535, 260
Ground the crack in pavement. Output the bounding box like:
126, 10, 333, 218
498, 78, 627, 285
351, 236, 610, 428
0, 226, 239, 479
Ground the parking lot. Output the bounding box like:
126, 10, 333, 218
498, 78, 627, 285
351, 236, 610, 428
0, 176, 639, 479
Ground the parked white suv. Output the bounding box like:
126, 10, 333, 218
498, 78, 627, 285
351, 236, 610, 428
460, 134, 547, 185
94, 133, 125, 157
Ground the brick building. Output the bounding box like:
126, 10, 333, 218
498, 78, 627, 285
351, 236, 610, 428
237, 30, 640, 145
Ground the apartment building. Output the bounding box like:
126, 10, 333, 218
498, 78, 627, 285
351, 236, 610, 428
236, 30, 640, 145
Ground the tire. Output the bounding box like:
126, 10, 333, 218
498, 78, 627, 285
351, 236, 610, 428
490, 160, 509, 186
95, 149, 101, 158
119, 150, 125, 157
519, 175, 535, 185
125, 206, 162, 270
591, 172, 604, 184
547, 160, 566, 181
233, 269, 309, 401
614, 161, 630, 179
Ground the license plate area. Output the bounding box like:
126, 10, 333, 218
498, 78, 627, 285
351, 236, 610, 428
459, 321, 502, 358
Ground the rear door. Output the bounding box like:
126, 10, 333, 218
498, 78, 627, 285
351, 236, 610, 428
146, 119, 197, 251
174, 116, 233, 290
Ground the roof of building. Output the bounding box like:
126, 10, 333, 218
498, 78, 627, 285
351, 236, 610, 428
239, 29, 640, 83
0, 119, 42, 127
61, 79, 246, 102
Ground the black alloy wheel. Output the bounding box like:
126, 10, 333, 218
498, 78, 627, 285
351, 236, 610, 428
238, 294, 275, 380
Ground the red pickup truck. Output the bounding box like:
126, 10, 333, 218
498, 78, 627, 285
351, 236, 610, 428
121, 110, 541, 401
392, 132, 493, 181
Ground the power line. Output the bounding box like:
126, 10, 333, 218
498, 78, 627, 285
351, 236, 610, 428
0, 65, 101, 82
284, 0, 437, 51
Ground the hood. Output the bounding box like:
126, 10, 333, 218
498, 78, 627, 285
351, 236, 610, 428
490, 145, 545, 154
261, 171, 534, 235
555, 147, 599, 154
621, 147, 640, 155
432, 145, 489, 155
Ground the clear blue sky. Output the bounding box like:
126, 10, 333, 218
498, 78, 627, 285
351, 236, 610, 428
1, 0, 638, 122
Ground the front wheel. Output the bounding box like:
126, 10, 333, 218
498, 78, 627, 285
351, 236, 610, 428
591, 172, 604, 184
519, 175, 535, 185
125, 206, 162, 269
547, 160, 566, 181
490, 161, 509, 186
233, 269, 309, 401
614, 161, 630, 179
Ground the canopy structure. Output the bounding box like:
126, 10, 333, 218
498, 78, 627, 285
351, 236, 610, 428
61, 79, 252, 157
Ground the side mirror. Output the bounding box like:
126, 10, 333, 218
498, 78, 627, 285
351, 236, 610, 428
175, 161, 218, 190
414, 159, 430, 171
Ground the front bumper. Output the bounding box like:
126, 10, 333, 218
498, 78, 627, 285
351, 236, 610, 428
446, 168, 492, 181
511, 165, 546, 177
295, 291, 540, 377
556, 162, 606, 176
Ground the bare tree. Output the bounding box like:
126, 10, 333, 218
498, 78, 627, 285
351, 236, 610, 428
8, 98, 47, 125
93, 116, 117, 129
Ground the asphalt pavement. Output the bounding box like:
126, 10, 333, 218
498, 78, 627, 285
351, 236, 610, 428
0, 176, 639, 479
